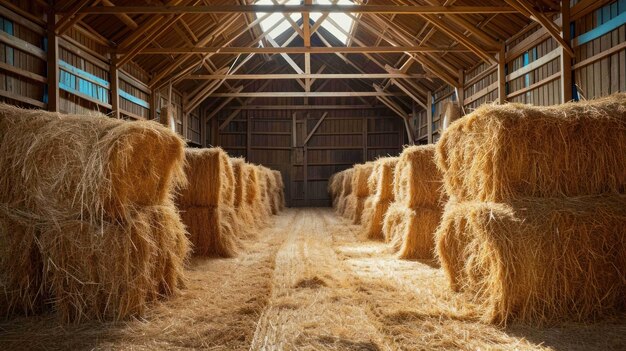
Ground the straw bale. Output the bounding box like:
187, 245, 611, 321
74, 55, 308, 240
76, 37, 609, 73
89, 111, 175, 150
273, 170, 286, 211
245, 165, 268, 228
329, 171, 345, 208
180, 206, 240, 258
383, 203, 442, 259
337, 169, 354, 216
230, 159, 256, 229
436, 94, 626, 202
351, 163, 375, 224
257, 166, 275, 216
178, 148, 234, 208
361, 157, 399, 239
0, 203, 189, 323
0, 104, 186, 222
435, 196, 626, 325
394, 145, 443, 208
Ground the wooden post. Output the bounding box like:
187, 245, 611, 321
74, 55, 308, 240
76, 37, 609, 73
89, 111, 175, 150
246, 112, 252, 159
560, 0, 572, 103
182, 92, 188, 140
47, 10, 59, 112
497, 44, 507, 104
457, 68, 465, 113
426, 91, 433, 144
110, 56, 120, 118
303, 113, 308, 204
362, 114, 368, 161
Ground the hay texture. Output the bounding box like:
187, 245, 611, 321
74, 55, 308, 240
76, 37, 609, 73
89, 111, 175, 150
435, 93, 626, 202
329, 171, 346, 209
230, 158, 256, 230
246, 165, 269, 228
257, 165, 275, 217
361, 157, 398, 240
0, 105, 188, 322
273, 170, 286, 211
337, 168, 354, 217
177, 148, 241, 257
349, 163, 375, 224
383, 146, 444, 259
435, 196, 626, 325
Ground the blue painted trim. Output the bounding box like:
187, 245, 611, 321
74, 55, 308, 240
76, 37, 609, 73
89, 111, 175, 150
119, 89, 150, 109
575, 11, 626, 46
58, 60, 110, 88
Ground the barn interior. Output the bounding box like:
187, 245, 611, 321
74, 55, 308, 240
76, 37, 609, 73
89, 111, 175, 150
0, 0, 625, 350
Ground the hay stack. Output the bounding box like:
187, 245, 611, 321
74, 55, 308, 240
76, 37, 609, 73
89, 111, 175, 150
382, 145, 444, 259
361, 157, 398, 240
435, 94, 626, 202
435, 94, 626, 325
177, 148, 241, 257
436, 197, 626, 325
273, 170, 286, 211
245, 165, 268, 228
347, 163, 375, 224
329, 171, 346, 209
230, 158, 257, 234
0, 104, 189, 322
257, 165, 275, 217
337, 168, 354, 217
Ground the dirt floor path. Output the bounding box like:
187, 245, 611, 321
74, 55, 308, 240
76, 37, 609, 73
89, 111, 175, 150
1, 208, 625, 350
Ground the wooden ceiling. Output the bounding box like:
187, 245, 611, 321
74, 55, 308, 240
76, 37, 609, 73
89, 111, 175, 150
54, 0, 567, 113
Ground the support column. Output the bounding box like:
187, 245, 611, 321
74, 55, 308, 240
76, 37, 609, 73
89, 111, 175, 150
560, 0, 573, 103
457, 68, 465, 113
47, 10, 59, 112
426, 91, 433, 144
497, 44, 507, 104
110, 56, 120, 118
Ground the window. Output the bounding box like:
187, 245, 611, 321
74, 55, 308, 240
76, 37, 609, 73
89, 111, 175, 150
256, 0, 355, 45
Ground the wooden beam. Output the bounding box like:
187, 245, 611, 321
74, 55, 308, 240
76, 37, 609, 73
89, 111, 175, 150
206, 86, 244, 121
403, 116, 415, 145
185, 73, 433, 80
560, 0, 572, 102
110, 56, 120, 118
210, 91, 405, 98
426, 91, 433, 144
76, 5, 520, 15
497, 45, 506, 104
505, 0, 574, 57
47, 9, 59, 112
225, 105, 389, 110
218, 109, 241, 131
55, 0, 91, 35
303, 112, 328, 145
135, 46, 480, 54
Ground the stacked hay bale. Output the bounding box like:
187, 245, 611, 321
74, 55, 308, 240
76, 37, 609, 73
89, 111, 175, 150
273, 170, 286, 211
231, 158, 256, 236
257, 165, 276, 217
245, 164, 269, 228
361, 157, 399, 240
336, 168, 354, 216
328, 171, 345, 208
177, 148, 241, 258
435, 94, 626, 325
0, 104, 189, 322
346, 163, 375, 224
383, 145, 445, 259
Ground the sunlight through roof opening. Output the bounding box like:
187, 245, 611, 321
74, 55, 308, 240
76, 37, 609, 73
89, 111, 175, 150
256, 0, 355, 45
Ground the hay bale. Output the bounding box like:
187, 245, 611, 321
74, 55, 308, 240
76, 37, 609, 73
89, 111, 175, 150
436, 94, 626, 202
177, 148, 242, 256
351, 163, 375, 224
231, 158, 256, 229
180, 206, 240, 258
273, 170, 286, 211
329, 171, 346, 209
435, 196, 626, 325
257, 165, 276, 216
178, 148, 235, 208
337, 168, 354, 216
383, 203, 442, 259
0, 105, 189, 322
245, 165, 268, 228
394, 145, 444, 208
0, 104, 186, 222
361, 157, 398, 240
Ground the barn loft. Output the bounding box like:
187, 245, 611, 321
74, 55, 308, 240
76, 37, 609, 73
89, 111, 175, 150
0, 0, 625, 350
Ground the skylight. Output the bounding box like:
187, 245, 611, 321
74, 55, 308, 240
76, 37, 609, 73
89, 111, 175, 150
256, 0, 355, 45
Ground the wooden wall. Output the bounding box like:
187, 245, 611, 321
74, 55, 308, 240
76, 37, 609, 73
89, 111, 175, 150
211, 107, 406, 207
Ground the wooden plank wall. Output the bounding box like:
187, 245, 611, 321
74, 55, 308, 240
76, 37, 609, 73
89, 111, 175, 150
212, 107, 406, 207
418, 0, 625, 142
0, 1, 198, 144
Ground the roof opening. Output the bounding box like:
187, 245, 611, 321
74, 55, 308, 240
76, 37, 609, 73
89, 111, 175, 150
256, 0, 355, 45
